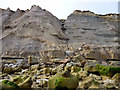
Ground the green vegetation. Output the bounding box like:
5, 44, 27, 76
48, 72, 79, 89
0, 80, 19, 88
96, 64, 120, 77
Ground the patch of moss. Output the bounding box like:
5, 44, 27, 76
96, 64, 120, 77
2, 80, 9, 84
55, 77, 66, 87
48, 71, 79, 89
1, 80, 19, 88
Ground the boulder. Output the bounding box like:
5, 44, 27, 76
40, 50, 65, 60
51, 67, 58, 75
37, 79, 48, 87
83, 50, 96, 59
12, 66, 22, 72
78, 71, 88, 80
65, 63, 73, 71
31, 64, 40, 70
72, 54, 85, 62
3, 67, 13, 74
48, 70, 79, 89
11, 75, 32, 88
22, 63, 29, 69
31, 82, 39, 88
103, 79, 116, 89
65, 51, 75, 57
77, 76, 94, 88
99, 50, 110, 60
43, 68, 51, 75
89, 74, 102, 80
71, 66, 81, 73
109, 61, 120, 66
84, 65, 98, 73
65, 62, 76, 71
88, 81, 104, 89
56, 64, 64, 72
108, 51, 120, 60
37, 69, 44, 75
111, 73, 120, 84
30, 56, 39, 65
101, 76, 110, 80
71, 73, 79, 79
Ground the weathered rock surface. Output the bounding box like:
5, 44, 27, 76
0, 5, 120, 89
65, 10, 119, 45
1, 5, 68, 57
48, 70, 79, 89
0, 6, 120, 57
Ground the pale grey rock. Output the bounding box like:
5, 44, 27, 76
1, 5, 68, 57
1, 6, 119, 57
64, 10, 118, 45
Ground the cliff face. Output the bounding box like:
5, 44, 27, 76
64, 10, 119, 45
0, 6, 119, 57
1, 5, 68, 56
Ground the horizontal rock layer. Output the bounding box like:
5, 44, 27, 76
0, 5, 120, 57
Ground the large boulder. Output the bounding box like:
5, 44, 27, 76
48, 70, 79, 89
11, 75, 32, 88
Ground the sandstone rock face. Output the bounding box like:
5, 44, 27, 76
64, 10, 118, 45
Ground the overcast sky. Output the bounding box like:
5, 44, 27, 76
0, 0, 119, 19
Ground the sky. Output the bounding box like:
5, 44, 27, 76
0, 0, 119, 19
